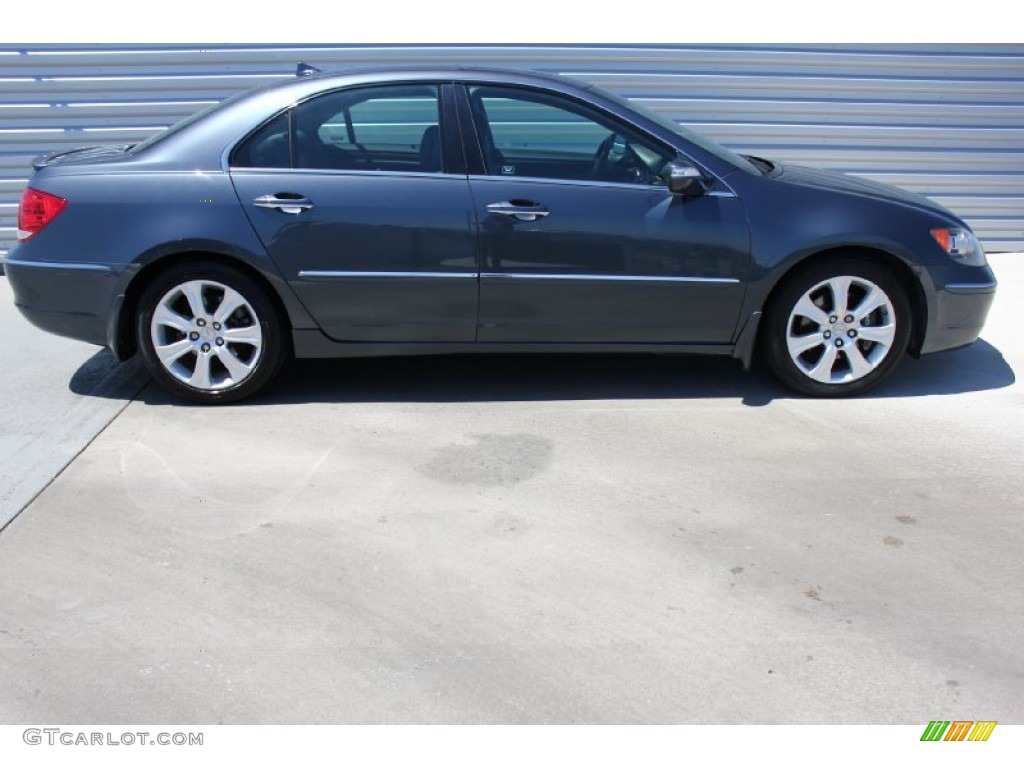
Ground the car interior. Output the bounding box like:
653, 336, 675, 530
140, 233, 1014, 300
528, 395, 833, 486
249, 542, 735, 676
467, 86, 670, 185
232, 85, 443, 174
231, 83, 670, 185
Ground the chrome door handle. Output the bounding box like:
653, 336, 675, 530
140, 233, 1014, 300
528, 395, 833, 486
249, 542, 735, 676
486, 201, 550, 222
253, 194, 314, 214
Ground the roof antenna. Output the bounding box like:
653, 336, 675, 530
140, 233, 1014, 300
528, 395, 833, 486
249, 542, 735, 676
296, 62, 321, 78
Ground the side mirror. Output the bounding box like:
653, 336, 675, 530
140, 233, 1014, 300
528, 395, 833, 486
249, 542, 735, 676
662, 160, 708, 196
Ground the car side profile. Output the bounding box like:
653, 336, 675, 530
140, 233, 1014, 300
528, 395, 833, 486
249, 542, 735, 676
6, 67, 997, 403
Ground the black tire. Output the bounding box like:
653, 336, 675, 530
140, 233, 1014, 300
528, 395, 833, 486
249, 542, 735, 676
762, 257, 912, 397
136, 262, 288, 404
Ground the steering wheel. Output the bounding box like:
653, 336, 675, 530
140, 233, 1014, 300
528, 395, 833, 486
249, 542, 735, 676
590, 133, 654, 183
590, 133, 619, 180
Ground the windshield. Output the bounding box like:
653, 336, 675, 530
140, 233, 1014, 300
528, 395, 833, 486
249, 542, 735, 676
596, 89, 762, 176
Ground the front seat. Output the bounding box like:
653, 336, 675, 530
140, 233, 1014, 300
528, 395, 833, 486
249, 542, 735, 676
418, 125, 442, 172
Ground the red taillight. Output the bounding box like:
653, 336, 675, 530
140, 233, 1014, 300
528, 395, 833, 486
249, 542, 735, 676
17, 188, 67, 241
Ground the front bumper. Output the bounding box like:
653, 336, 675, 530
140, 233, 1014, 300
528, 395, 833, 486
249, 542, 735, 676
4, 256, 118, 348
919, 264, 997, 355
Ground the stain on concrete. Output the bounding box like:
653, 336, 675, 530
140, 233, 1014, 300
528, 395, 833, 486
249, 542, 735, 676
896, 515, 917, 525
947, 679, 960, 687
730, 566, 744, 575
366, 650, 472, 690
490, 514, 529, 538
805, 587, 822, 601
419, 434, 553, 487
883, 536, 904, 547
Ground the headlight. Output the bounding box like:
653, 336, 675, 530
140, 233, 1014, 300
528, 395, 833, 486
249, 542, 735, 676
931, 227, 987, 267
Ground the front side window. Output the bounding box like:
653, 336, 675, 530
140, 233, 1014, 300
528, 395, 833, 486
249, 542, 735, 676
232, 84, 444, 173
467, 86, 672, 185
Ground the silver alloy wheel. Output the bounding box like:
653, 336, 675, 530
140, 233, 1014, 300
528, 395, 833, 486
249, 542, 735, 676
786, 275, 897, 385
149, 279, 263, 391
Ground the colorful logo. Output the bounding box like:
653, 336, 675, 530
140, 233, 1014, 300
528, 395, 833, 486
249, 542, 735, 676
921, 721, 997, 741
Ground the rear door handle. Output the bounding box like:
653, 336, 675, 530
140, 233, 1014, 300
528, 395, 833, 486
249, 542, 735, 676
486, 200, 550, 222
253, 193, 314, 215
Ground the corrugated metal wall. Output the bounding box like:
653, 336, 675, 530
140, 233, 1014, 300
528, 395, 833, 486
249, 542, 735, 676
2, 43, 1022, 259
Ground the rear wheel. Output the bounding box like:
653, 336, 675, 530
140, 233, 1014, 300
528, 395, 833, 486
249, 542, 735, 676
763, 257, 912, 397
136, 262, 288, 404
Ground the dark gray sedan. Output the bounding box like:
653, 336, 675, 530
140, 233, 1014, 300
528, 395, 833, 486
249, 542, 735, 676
6, 67, 997, 402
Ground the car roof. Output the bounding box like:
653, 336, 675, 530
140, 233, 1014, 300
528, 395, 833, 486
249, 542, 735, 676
126, 66, 614, 167
243, 65, 597, 103
290, 65, 588, 87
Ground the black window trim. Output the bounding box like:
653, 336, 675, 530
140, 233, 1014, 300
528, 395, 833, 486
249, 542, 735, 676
440, 83, 468, 175
287, 107, 297, 168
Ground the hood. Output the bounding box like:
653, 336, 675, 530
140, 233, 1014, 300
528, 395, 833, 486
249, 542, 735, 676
776, 162, 959, 221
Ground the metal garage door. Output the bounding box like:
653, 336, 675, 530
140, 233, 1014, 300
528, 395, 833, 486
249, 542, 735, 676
1, 43, 1022, 260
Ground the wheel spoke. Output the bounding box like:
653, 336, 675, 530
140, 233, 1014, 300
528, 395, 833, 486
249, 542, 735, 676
152, 304, 191, 333
845, 344, 874, 379
213, 287, 247, 324
792, 294, 829, 327
787, 332, 823, 356
189, 352, 213, 389
857, 323, 896, 346
828, 276, 853, 318
155, 338, 191, 367
221, 324, 262, 347
806, 344, 839, 383
851, 285, 888, 322
214, 347, 253, 383
179, 281, 207, 320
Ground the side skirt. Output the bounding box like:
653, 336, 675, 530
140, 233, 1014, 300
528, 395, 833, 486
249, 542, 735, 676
292, 329, 736, 360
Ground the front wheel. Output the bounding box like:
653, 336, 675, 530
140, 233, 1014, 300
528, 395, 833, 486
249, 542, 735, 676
762, 258, 912, 397
136, 263, 288, 404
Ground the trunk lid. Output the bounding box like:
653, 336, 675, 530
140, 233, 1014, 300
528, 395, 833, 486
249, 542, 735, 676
31, 144, 133, 171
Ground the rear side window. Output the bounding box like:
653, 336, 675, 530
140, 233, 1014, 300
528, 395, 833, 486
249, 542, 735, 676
231, 113, 289, 168
318, 89, 438, 153
231, 84, 444, 173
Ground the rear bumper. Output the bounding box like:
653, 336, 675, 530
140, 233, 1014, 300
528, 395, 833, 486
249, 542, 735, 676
919, 268, 997, 355
4, 257, 117, 348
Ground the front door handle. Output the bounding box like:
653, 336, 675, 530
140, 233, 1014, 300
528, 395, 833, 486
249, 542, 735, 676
253, 193, 314, 215
486, 200, 550, 222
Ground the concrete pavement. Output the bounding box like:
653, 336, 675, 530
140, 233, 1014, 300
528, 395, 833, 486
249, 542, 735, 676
0, 255, 1020, 723
0, 278, 147, 529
